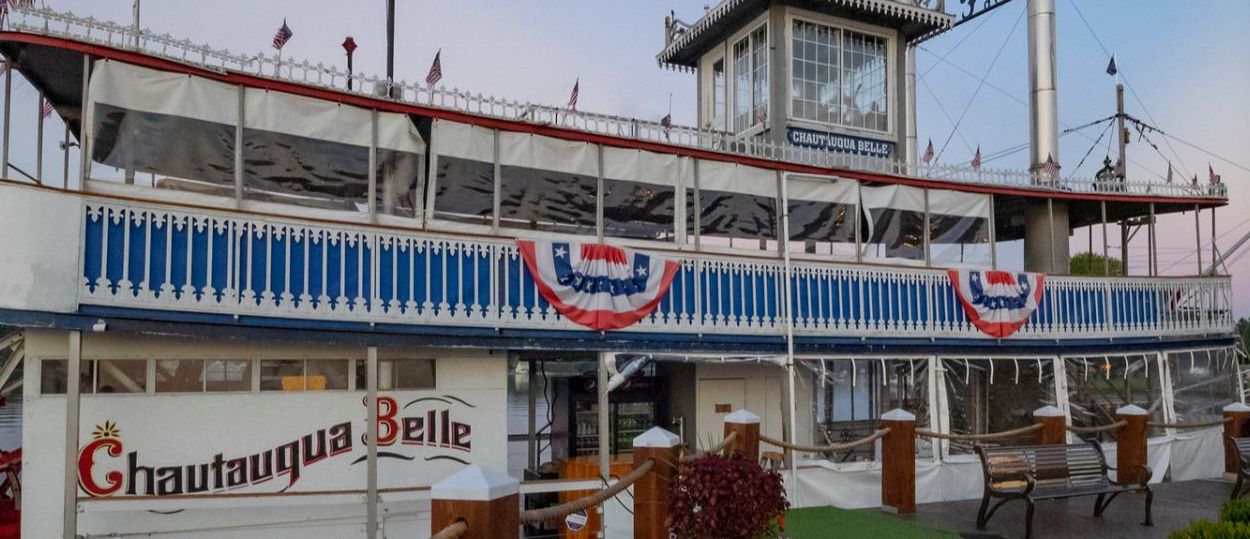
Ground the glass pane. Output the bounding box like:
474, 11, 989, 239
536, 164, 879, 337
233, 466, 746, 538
96, 360, 147, 394
155, 359, 205, 393
375, 149, 422, 218
260, 359, 306, 391
91, 103, 236, 194
943, 358, 1056, 454
697, 189, 777, 243
206, 359, 252, 392
929, 215, 990, 267
1168, 349, 1239, 424
787, 199, 855, 251
432, 156, 494, 225
809, 359, 929, 461
733, 37, 751, 131
396, 359, 436, 390
498, 165, 596, 234
243, 129, 369, 211
39, 359, 91, 395
306, 360, 349, 391
602, 179, 675, 241
1065, 356, 1164, 442
864, 208, 924, 261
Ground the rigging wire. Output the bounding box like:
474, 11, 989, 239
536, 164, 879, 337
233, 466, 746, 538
1066, 120, 1114, 181
918, 6, 1001, 80
1066, 0, 1195, 180
931, 6, 1025, 166
919, 78, 976, 156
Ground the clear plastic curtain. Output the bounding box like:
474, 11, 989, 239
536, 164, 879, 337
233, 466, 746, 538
806, 358, 930, 461
1065, 355, 1164, 442
941, 358, 1056, 454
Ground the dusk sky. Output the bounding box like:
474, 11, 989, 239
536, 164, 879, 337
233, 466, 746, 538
8, 0, 1250, 315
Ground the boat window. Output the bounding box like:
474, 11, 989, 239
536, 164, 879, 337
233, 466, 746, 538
356, 358, 437, 390
928, 190, 991, 267
375, 148, 423, 218
155, 359, 205, 392
205, 359, 252, 392
94, 359, 147, 393
242, 128, 371, 211
39, 359, 92, 395
498, 132, 597, 235
1167, 348, 1240, 425
732, 24, 769, 132
1065, 355, 1164, 442
786, 175, 857, 257
860, 184, 924, 263
430, 121, 496, 226
809, 358, 929, 461
942, 358, 1056, 454
691, 160, 778, 249
601, 148, 683, 242
260, 359, 349, 391
792, 20, 888, 132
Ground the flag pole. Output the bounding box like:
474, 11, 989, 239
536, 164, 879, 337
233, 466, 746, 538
131, 0, 140, 49
386, 0, 395, 97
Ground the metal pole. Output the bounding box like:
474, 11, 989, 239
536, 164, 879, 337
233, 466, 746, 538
1101, 201, 1109, 275
132, 0, 141, 49
385, 0, 395, 97
778, 170, 799, 505
597, 353, 610, 483
989, 195, 998, 269
63, 330, 82, 539
80, 55, 90, 187
365, 346, 378, 539
1194, 205, 1202, 275
368, 110, 378, 221
3, 63, 11, 179
1120, 221, 1128, 276
1148, 203, 1157, 276
923, 189, 931, 267
527, 359, 537, 471
1115, 84, 1126, 184
62, 123, 70, 188
1211, 207, 1217, 272
36, 95, 44, 184
234, 86, 244, 204
1048, 198, 1056, 272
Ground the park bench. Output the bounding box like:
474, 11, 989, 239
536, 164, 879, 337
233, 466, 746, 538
1228, 436, 1250, 500
974, 441, 1152, 539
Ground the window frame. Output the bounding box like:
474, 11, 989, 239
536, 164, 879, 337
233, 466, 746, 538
784, 9, 896, 137
727, 16, 770, 135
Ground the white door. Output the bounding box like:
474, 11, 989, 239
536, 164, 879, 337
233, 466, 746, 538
763, 375, 784, 444
696, 378, 746, 449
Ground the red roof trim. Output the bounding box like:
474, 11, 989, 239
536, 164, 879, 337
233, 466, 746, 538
2, 31, 1225, 209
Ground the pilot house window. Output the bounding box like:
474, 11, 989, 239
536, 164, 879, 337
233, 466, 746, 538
791, 20, 888, 133
732, 25, 769, 133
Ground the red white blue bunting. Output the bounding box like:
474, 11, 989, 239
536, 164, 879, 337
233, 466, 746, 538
948, 269, 1045, 338
517, 240, 679, 331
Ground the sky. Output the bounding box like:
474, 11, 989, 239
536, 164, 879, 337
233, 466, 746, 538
6, 0, 1250, 315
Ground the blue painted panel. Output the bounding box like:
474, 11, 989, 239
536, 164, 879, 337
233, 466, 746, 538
104, 210, 125, 292
148, 217, 169, 298
83, 209, 103, 291
189, 221, 209, 299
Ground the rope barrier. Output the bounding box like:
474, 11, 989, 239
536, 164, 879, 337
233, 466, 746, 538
518, 459, 655, 525
679, 431, 738, 463
1148, 417, 1232, 429
760, 428, 890, 453
429, 519, 468, 539
915, 423, 1042, 441
1066, 420, 1127, 434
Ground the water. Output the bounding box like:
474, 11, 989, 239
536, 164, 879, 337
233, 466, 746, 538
0, 399, 21, 451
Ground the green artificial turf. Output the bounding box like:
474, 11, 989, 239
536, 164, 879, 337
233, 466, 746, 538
783, 506, 961, 538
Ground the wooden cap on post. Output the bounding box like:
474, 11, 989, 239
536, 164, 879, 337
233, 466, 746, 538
1223, 403, 1250, 473
634, 426, 681, 539
1033, 405, 1067, 445
430, 465, 520, 539
1115, 404, 1149, 485
880, 408, 916, 515
724, 409, 761, 463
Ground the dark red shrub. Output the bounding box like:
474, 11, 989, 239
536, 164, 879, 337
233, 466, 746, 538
668, 453, 789, 539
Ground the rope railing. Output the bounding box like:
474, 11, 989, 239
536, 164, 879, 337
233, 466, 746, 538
916, 423, 1043, 442
1066, 420, 1128, 434
518, 459, 655, 525
679, 431, 738, 463
429, 519, 468, 539
1148, 417, 1232, 430
760, 428, 890, 453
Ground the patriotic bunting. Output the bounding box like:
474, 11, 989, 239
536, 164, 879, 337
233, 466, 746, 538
948, 269, 1045, 338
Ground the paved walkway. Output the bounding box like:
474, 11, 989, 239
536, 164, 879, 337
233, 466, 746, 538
902, 478, 1232, 538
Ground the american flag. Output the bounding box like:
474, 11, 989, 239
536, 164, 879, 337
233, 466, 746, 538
567, 79, 579, 110
921, 139, 934, 164
425, 50, 442, 86
40, 98, 53, 119
1209, 164, 1221, 185
272, 20, 293, 51
1042, 154, 1059, 177
660, 113, 671, 133
1166, 163, 1173, 184
970, 145, 982, 171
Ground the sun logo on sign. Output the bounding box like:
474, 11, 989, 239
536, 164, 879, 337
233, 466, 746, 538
92, 420, 120, 440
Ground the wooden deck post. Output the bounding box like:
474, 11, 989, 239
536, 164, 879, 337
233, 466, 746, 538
1115, 405, 1149, 485
881, 409, 916, 514
1223, 403, 1250, 474
634, 426, 680, 539
430, 465, 519, 539
1034, 405, 1067, 445
724, 409, 760, 462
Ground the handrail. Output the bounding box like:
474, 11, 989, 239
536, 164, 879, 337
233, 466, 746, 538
518, 459, 655, 525
761, 428, 890, 453
1, 6, 1227, 201
916, 423, 1043, 441
1066, 420, 1128, 434
429, 519, 468, 539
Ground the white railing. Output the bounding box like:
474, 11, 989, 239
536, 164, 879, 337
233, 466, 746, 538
4, 6, 1227, 200
75, 194, 1235, 342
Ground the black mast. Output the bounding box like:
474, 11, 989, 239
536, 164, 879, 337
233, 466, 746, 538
386, 0, 395, 96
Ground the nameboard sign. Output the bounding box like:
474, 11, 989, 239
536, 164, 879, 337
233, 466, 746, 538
787, 127, 895, 159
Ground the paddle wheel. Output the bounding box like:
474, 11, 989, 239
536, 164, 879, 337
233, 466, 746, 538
0, 447, 20, 538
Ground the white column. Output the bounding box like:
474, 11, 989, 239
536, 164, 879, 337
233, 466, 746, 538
63, 331, 82, 539
366, 346, 378, 538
